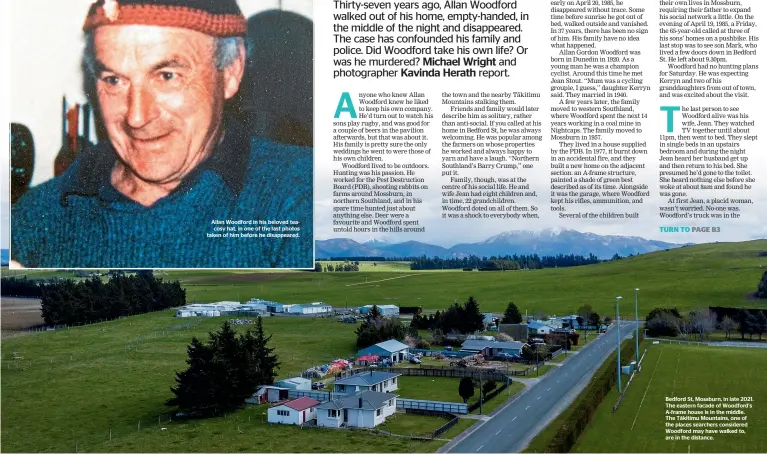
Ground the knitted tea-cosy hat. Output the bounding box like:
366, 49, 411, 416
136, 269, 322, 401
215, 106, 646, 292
83, 0, 247, 37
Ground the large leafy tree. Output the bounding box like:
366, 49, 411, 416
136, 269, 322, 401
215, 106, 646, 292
463, 296, 485, 333
355, 307, 406, 349
458, 377, 475, 403
754, 312, 767, 340
502, 302, 523, 324
167, 319, 280, 417
576, 305, 593, 330
756, 270, 767, 298
588, 312, 601, 331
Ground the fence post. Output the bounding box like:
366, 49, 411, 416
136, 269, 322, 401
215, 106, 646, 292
109, 428, 111, 441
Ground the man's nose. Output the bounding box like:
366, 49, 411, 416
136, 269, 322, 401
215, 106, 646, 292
126, 85, 158, 129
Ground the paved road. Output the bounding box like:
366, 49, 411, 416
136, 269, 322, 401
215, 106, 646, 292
443, 322, 639, 453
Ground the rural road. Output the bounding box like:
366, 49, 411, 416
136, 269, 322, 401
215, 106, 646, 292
442, 322, 639, 454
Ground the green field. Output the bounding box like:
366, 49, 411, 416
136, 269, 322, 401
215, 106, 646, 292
0, 313, 406, 453
572, 343, 767, 453
5, 241, 766, 318
163, 240, 767, 318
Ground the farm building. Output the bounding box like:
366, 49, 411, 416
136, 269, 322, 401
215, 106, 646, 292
359, 305, 399, 317
276, 377, 312, 391
248, 386, 289, 404
527, 321, 555, 335
267, 397, 320, 425
175, 301, 242, 317
246, 300, 293, 313
333, 371, 400, 394
461, 339, 526, 358
316, 390, 397, 428
288, 302, 332, 315
356, 339, 409, 363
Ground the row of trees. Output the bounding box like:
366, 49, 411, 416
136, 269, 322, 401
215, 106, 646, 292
39, 274, 186, 325
1, 276, 44, 297
167, 318, 280, 417
408, 253, 602, 271
646, 307, 767, 340
409, 297, 485, 335
314, 261, 360, 272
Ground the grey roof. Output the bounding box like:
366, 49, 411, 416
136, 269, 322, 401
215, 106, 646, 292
527, 321, 554, 329
316, 390, 397, 411
278, 377, 311, 385
461, 340, 525, 351
334, 371, 401, 387
372, 339, 409, 353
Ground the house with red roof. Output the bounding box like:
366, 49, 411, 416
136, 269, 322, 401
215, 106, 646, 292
267, 397, 320, 425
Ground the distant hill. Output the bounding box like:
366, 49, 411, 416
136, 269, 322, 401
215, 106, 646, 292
316, 228, 684, 260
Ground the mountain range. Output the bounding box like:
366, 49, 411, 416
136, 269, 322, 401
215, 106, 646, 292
316, 228, 685, 259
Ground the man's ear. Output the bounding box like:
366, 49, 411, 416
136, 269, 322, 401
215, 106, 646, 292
223, 41, 246, 100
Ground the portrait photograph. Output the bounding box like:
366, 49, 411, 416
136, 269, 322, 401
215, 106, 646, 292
8, 0, 314, 269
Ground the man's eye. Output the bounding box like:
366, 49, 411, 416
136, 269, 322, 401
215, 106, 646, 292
103, 76, 120, 85
160, 72, 177, 81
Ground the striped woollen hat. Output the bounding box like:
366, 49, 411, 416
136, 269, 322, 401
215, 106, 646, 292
83, 0, 247, 37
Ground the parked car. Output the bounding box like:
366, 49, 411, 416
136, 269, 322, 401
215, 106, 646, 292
312, 382, 325, 390
445, 346, 453, 351
409, 357, 421, 364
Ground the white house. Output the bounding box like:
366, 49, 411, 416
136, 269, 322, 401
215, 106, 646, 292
356, 339, 410, 363
316, 390, 397, 428
333, 371, 400, 394
267, 397, 320, 425
527, 321, 554, 335
288, 302, 333, 315
276, 377, 312, 391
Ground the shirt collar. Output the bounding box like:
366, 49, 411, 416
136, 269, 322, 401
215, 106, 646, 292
60, 117, 250, 206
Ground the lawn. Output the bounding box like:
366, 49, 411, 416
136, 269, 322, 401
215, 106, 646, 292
378, 412, 449, 437
549, 354, 569, 364
158, 240, 767, 318
571, 330, 599, 350
572, 343, 767, 453
394, 376, 525, 416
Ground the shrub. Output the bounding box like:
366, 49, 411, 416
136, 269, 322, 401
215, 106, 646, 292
415, 339, 431, 349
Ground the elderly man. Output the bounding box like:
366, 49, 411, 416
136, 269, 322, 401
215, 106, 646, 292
11, 0, 313, 268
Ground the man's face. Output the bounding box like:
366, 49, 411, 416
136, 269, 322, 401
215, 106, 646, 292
93, 25, 241, 185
